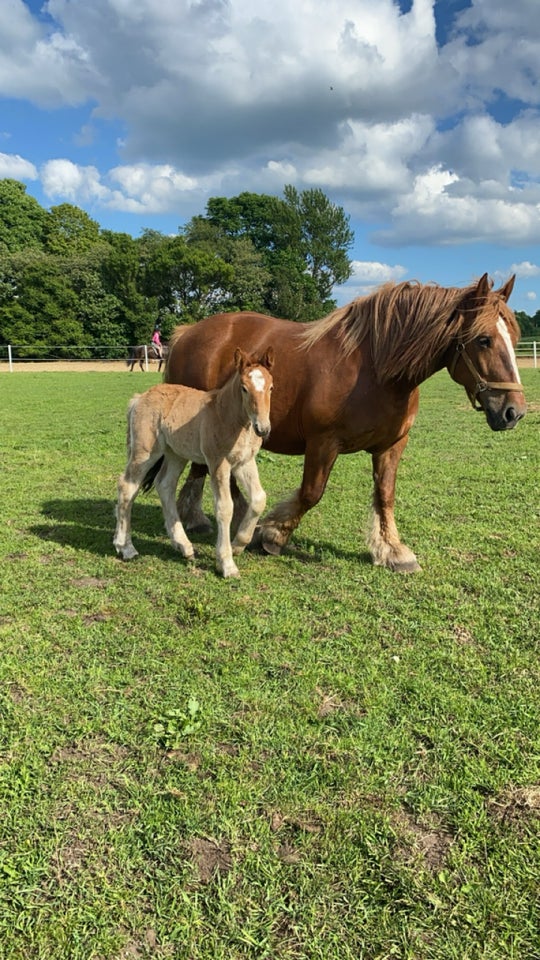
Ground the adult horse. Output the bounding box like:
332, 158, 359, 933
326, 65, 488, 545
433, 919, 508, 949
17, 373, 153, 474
163, 274, 526, 572
127, 343, 168, 372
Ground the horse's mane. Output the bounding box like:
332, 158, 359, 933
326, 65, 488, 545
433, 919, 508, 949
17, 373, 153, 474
302, 279, 520, 383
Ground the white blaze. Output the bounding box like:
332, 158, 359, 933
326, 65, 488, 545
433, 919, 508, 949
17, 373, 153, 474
497, 317, 521, 384
249, 369, 266, 392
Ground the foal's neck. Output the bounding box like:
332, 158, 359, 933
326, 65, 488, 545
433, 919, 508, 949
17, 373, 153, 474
215, 372, 250, 430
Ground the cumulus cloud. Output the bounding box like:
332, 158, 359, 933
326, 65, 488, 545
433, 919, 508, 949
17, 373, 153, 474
335, 259, 408, 302
0, 152, 37, 180
511, 261, 540, 278
0, 0, 540, 255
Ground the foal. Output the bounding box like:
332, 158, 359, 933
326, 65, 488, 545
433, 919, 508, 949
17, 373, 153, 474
114, 348, 274, 578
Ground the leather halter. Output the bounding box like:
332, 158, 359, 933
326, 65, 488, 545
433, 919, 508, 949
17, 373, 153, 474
448, 341, 524, 410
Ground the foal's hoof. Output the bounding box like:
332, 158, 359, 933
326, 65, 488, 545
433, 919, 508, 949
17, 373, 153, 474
391, 558, 422, 573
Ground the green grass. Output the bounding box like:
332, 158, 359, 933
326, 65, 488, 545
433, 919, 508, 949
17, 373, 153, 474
1, 368, 539, 959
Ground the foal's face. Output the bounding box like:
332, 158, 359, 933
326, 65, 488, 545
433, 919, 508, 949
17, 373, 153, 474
240, 364, 273, 439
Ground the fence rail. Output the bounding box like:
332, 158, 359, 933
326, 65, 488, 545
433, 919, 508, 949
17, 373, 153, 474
1, 341, 538, 371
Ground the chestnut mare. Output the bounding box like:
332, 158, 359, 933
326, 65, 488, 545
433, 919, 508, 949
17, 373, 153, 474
114, 348, 274, 578
164, 274, 526, 572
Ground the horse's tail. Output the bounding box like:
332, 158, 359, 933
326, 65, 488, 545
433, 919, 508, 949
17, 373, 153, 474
126, 346, 135, 366
141, 456, 164, 493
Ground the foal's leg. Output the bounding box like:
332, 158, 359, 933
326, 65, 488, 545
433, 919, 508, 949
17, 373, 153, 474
209, 462, 239, 578
177, 463, 213, 534
231, 459, 267, 555
154, 453, 194, 560
114, 452, 162, 560
368, 435, 421, 573
260, 439, 339, 554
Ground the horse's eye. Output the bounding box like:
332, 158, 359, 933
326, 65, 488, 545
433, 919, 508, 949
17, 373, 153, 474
241, 385, 248, 393
478, 335, 492, 348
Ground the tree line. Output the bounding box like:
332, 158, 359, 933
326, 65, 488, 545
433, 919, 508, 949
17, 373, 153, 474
1, 178, 539, 360
0, 179, 354, 358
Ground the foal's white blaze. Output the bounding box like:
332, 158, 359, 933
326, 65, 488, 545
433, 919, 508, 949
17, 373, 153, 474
497, 316, 521, 384
249, 368, 266, 392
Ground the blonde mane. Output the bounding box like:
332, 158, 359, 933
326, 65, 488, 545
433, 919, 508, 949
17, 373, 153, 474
301, 279, 520, 383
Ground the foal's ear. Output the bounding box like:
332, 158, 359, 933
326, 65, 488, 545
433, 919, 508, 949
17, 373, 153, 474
261, 346, 274, 371
496, 275, 515, 302
234, 348, 247, 370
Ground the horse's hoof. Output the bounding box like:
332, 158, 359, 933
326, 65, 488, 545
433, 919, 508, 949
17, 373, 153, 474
262, 538, 282, 556
186, 521, 213, 535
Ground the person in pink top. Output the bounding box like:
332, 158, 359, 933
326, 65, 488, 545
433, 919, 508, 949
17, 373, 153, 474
151, 325, 162, 359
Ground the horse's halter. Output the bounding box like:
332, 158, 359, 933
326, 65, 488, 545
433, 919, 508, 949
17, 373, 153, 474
448, 340, 523, 411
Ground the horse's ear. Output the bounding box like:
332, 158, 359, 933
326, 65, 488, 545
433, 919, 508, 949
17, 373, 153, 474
262, 347, 274, 371
457, 273, 491, 319
497, 275, 515, 302
475, 272, 491, 301
234, 348, 246, 370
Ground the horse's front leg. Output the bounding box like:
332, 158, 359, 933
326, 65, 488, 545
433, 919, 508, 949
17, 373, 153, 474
231, 459, 267, 555
260, 439, 339, 555
177, 463, 214, 534
369, 435, 421, 573
209, 462, 239, 578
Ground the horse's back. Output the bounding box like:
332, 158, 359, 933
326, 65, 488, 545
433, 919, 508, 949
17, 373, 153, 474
166, 313, 300, 390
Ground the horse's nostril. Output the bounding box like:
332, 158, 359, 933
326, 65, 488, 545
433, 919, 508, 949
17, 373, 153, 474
505, 406, 517, 422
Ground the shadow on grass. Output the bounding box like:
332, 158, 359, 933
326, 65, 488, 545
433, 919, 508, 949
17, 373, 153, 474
34, 497, 371, 566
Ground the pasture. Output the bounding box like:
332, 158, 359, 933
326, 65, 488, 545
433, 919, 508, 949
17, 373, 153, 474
1, 369, 539, 959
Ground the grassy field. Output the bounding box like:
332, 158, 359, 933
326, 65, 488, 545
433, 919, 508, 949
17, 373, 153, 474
1, 368, 539, 960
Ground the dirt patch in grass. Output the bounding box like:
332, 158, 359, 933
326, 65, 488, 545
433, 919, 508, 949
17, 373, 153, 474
488, 785, 540, 826
186, 837, 232, 883
392, 809, 453, 872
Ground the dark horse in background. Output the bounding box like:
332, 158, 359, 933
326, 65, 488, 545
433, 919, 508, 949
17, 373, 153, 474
160, 274, 525, 572
127, 343, 168, 372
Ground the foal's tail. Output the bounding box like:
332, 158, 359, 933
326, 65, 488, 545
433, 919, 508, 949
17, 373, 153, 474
140, 456, 164, 493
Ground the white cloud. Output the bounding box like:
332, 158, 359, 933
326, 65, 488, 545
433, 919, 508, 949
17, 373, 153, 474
41, 159, 109, 202
335, 259, 408, 303
1, 0, 540, 255
525, 291, 537, 301
511, 261, 540, 278
0, 152, 37, 180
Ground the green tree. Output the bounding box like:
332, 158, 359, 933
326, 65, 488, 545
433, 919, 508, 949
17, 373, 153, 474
44, 203, 101, 256
142, 234, 234, 322
191, 187, 353, 319
0, 179, 48, 253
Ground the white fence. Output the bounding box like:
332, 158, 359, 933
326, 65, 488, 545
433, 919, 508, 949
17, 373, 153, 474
0, 340, 538, 372
0, 343, 153, 373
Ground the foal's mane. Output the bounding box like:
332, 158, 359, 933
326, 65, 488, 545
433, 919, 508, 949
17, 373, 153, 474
302, 279, 519, 383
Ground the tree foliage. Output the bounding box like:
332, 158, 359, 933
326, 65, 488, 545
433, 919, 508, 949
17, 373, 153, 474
2, 177, 539, 362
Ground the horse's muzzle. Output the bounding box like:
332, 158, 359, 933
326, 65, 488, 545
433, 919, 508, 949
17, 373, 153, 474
255, 424, 271, 439
483, 394, 527, 431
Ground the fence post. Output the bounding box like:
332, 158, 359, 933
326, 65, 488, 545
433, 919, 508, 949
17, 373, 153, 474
144, 345, 149, 372
534, 341, 537, 369
8, 344, 13, 373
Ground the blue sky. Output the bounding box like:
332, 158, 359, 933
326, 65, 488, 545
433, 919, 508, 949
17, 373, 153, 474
1, 0, 540, 313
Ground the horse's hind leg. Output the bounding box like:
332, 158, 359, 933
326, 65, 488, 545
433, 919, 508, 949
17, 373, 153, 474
154, 454, 194, 560
368, 436, 421, 573
114, 458, 155, 559
177, 463, 213, 534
